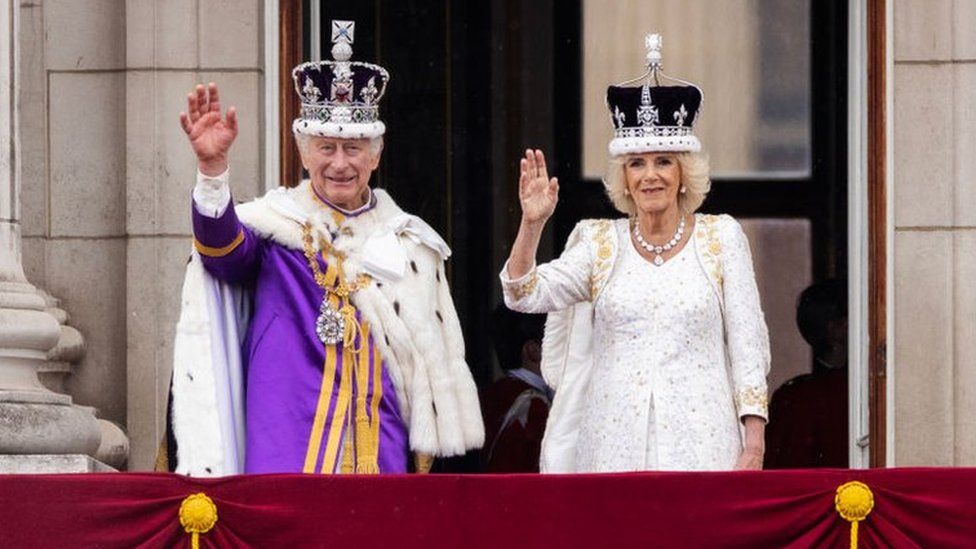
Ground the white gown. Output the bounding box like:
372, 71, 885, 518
500, 215, 769, 472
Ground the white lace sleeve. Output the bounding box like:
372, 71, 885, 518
719, 216, 771, 421
499, 222, 593, 314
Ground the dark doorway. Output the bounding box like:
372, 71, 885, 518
301, 1, 497, 393
294, 0, 852, 470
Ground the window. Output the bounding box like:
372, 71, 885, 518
582, 0, 811, 179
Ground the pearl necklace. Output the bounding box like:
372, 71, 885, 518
633, 216, 685, 266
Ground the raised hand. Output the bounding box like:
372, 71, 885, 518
519, 149, 559, 226
179, 82, 238, 176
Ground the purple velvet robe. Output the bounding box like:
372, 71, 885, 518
192, 199, 409, 474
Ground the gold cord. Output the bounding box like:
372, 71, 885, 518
302, 222, 381, 473
302, 224, 371, 354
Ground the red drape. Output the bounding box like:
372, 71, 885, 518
1, 468, 974, 548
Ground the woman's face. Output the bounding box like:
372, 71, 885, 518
624, 153, 682, 216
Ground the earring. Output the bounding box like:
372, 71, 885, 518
680, 185, 687, 194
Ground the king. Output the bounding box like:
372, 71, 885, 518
164, 21, 483, 476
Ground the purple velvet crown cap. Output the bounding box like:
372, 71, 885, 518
605, 84, 703, 155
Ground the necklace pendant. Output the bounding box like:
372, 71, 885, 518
653, 254, 664, 266
316, 299, 345, 345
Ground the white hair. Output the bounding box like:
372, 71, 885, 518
603, 151, 711, 216
293, 132, 384, 158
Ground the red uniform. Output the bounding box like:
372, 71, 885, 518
765, 366, 848, 469
481, 372, 551, 473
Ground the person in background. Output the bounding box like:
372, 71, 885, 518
482, 306, 551, 472
765, 279, 849, 469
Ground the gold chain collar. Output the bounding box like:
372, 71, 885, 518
302, 223, 371, 353
301, 223, 372, 298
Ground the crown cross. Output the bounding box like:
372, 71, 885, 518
637, 84, 659, 126
645, 33, 663, 70
332, 21, 355, 44
331, 20, 355, 62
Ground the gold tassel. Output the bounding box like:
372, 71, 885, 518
179, 493, 217, 549
414, 452, 434, 474
354, 322, 379, 474
340, 303, 365, 354
369, 340, 383, 468
834, 481, 874, 549
340, 405, 355, 474
339, 346, 355, 474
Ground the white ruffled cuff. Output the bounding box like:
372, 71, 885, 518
192, 167, 232, 218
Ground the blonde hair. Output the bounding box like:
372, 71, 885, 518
603, 151, 711, 216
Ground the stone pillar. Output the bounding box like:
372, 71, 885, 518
0, 0, 102, 467
892, 0, 976, 466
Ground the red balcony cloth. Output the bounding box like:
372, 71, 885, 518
1, 468, 974, 548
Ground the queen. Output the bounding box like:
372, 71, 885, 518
500, 35, 770, 473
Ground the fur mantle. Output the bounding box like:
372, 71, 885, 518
171, 183, 483, 476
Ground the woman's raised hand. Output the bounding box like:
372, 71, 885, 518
179, 82, 238, 176
519, 149, 559, 226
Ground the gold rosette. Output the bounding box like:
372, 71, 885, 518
179, 492, 218, 549
834, 481, 874, 549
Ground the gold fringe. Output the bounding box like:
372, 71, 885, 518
356, 462, 380, 474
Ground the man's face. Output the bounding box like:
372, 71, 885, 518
300, 136, 380, 210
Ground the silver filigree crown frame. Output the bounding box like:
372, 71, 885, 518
607, 33, 703, 155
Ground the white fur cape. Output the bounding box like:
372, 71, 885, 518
171, 183, 484, 476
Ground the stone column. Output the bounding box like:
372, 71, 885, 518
0, 0, 103, 471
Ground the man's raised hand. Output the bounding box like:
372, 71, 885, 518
179, 82, 238, 176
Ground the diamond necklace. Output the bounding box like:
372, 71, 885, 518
633, 216, 685, 266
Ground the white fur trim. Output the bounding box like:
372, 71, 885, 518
608, 135, 701, 156
292, 118, 386, 139
171, 253, 248, 476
